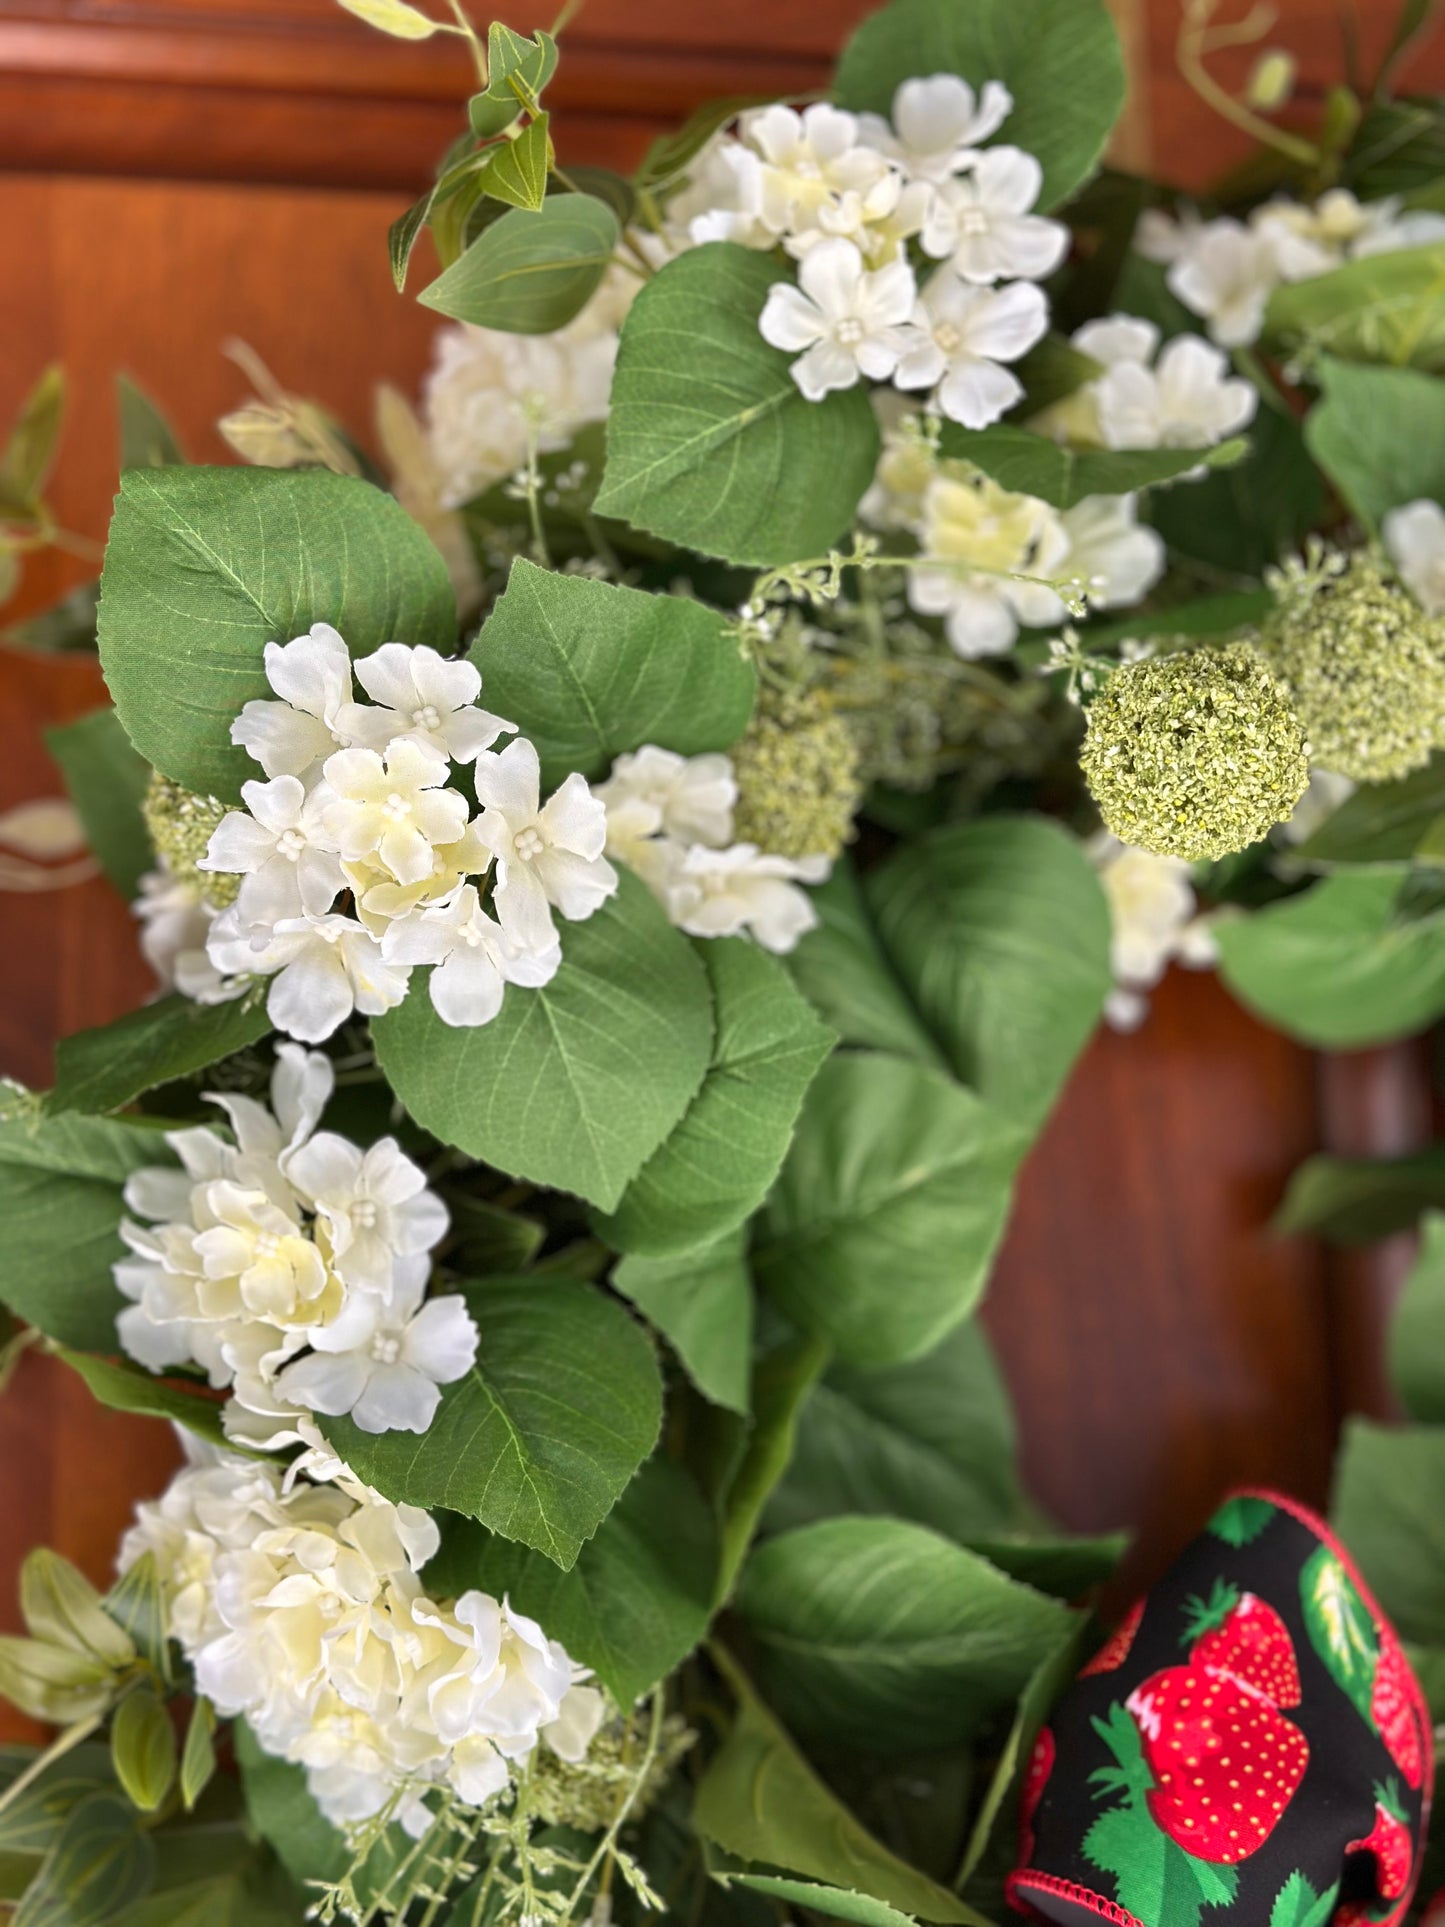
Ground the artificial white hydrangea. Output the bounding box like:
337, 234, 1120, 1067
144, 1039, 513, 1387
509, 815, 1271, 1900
115, 1044, 473, 1440
1034, 314, 1257, 453
759, 238, 920, 398
120, 1444, 603, 1834
1384, 498, 1445, 616
1088, 832, 1217, 1031
596, 744, 827, 952
192, 626, 615, 1040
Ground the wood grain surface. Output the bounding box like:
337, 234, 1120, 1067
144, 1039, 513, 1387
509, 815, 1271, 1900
0, 0, 1440, 1728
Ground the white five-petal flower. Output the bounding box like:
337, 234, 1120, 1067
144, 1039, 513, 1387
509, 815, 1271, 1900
760, 238, 919, 400
231, 624, 359, 780
665, 844, 828, 953
859, 74, 1013, 184
276, 1275, 478, 1436
321, 739, 471, 888
208, 909, 410, 1044
381, 882, 561, 1029
335, 644, 513, 764
473, 737, 617, 953
923, 147, 1068, 283
201, 774, 343, 925
895, 272, 1048, 428
1384, 498, 1445, 616
285, 1131, 450, 1297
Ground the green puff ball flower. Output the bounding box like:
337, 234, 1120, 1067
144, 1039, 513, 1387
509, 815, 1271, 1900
142, 771, 240, 908
527, 1708, 695, 1833
1080, 644, 1310, 861
731, 689, 862, 861
1259, 549, 1445, 783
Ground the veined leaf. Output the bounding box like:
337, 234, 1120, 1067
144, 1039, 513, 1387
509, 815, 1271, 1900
419, 196, 618, 335
939, 421, 1247, 508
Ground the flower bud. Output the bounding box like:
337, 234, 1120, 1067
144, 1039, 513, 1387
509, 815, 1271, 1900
20, 1550, 135, 1670
141, 772, 240, 907
1245, 49, 1296, 110
0, 1635, 118, 1725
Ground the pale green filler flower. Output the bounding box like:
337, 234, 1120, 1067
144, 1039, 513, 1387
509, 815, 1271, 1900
731, 689, 862, 861
1259, 548, 1445, 783
528, 1707, 695, 1834
1081, 644, 1309, 861
142, 771, 241, 907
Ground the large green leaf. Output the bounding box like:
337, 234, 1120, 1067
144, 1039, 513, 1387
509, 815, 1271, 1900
373, 871, 713, 1210
597, 940, 833, 1257
96, 466, 457, 800
43, 708, 151, 899
475, 561, 756, 789
613, 1230, 753, 1414
1294, 755, 1445, 866
13, 1793, 155, 1927
753, 1053, 1019, 1365
53, 1351, 228, 1449
694, 1648, 979, 1924
738, 1517, 1070, 1751
784, 860, 948, 1072
1216, 870, 1445, 1047
419, 195, 619, 334
832, 0, 1124, 212
1266, 243, 1445, 374
594, 244, 880, 567
321, 1277, 662, 1570
425, 1457, 717, 1707
0, 1113, 172, 1350
765, 1319, 1024, 1541
713, 1333, 830, 1605
1148, 404, 1325, 578
234, 1724, 405, 1901
939, 421, 1246, 509
1273, 1145, 1445, 1244
1390, 1213, 1445, 1423
868, 816, 1110, 1136
49, 993, 270, 1117
1332, 1417, 1445, 1646
1304, 357, 1445, 527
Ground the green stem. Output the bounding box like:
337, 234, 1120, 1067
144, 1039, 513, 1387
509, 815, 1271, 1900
0, 1712, 104, 1820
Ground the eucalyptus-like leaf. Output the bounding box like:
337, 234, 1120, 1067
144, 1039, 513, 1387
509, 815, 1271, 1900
178, 1699, 217, 1812
0, 1639, 116, 1726
335, 0, 443, 39
109, 1688, 176, 1814
49, 993, 270, 1117
104, 1555, 171, 1683
419, 196, 618, 335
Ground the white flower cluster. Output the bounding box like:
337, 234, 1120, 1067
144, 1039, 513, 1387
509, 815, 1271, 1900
1384, 498, 1445, 616
596, 745, 828, 954
862, 408, 1165, 656
134, 860, 245, 1005
1034, 315, 1258, 454
694, 81, 1061, 428
116, 1044, 476, 1442
120, 1444, 603, 1835
1088, 832, 1217, 1031
197, 624, 617, 1041
1138, 189, 1445, 348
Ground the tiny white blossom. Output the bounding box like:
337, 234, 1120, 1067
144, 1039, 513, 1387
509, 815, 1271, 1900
1165, 218, 1281, 347
133, 863, 248, 1004
665, 843, 828, 953
909, 471, 1071, 656
276, 1275, 478, 1435
381, 883, 561, 1029
1090, 832, 1216, 1030
595, 746, 736, 850
232, 624, 359, 780
208, 908, 410, 1044
474, 737, 617, 954
895, 272, 1048, 428
923, 147, 1068, 283
1076, 321, 1257, 451
321, 739, 471, 888
1384, 498, 1445, 615
859, 74, 1013, 184
760, 238, 919, 400
1056, 495, 1165, 612
200, 774, 343, 925
335, 643, 513, 764
285, 1131, 450, 1297
737, 103, 894, 244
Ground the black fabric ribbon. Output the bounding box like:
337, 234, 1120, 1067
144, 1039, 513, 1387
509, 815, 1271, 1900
1008, 1489, 1433, 1927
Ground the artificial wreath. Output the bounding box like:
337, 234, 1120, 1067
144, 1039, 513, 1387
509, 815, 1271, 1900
1, 0, 1445, 1921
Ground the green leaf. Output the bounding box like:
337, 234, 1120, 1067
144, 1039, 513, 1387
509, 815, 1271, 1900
1304, 357, 1445, 526
752, 1052, 1020, 1365
116, 376, 185, 472
485, 23, 558, 109
613, 1229, 753, 1415
419, 195, 619, 335
389, 190, 434, 291
1390, 1213, 1445, 1421
1082, 1798, 1237, 1927
783, 860, 948, 1072
96, 466, 457, 800
235, 1723, 407, 1903
594, 244, 880, 568
1298, 1535, 1380, 1714
1269, 1871, 1340, 1927
694, 1647, 979, 1924
1273, 1144, 1445, 1243
1293, 754, 1445, 866
1207, 1496, 1277, 1546
43, 709, 151, 900
597, 940, 833, 1257
425, 1456, 716, 1706
965, 1532, 1124, 1597
765, 1318, 1024, 1541
0, 1641, 115, 1727
939, 422, 1247, 509
1148, 404, 1325, 578
724, 1878, 991, 1927
444, 1195, 545, 1273
869, 816, 1111, 1136
1266, 242, 1445, 373
832, 0, 1124, 212
1333, 1417, 1445, 1646
53, 1352, 229, 1451
0, 1747, 118, 1858
13, 1794, 154, 1927
108, 1848, 302, 1927
1, 366, 65, 511
738, 1517, 1070, 1751
0, 1113, 172, 1350
479, 114, 551, 212
321, 1277, 662, 1569
48, 993, 270, 1117
336, 0, 442, 37
714, 1332, 830, 1604
102, 1557, 169, 1684
1216, 869, 1445, 1047
109, 1689, 175, 1814
19, 1553, 133, 1670
374, 872, 712, 1209
178, 1701, 216, 1812
474, 559, 756, 789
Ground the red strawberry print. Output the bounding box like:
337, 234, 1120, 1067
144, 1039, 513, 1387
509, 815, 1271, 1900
1182, 1579, 1302, 1708
1081, 1599, 1144, 1677
1018, 1726, 1055, 1863
1347, 1782, 1413, 1901
1123, 1663, 1310, 1864
1373, 1631, 1427, 1790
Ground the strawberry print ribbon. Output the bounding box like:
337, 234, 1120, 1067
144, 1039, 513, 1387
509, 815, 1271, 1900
1008, 1489, 1434, 1927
